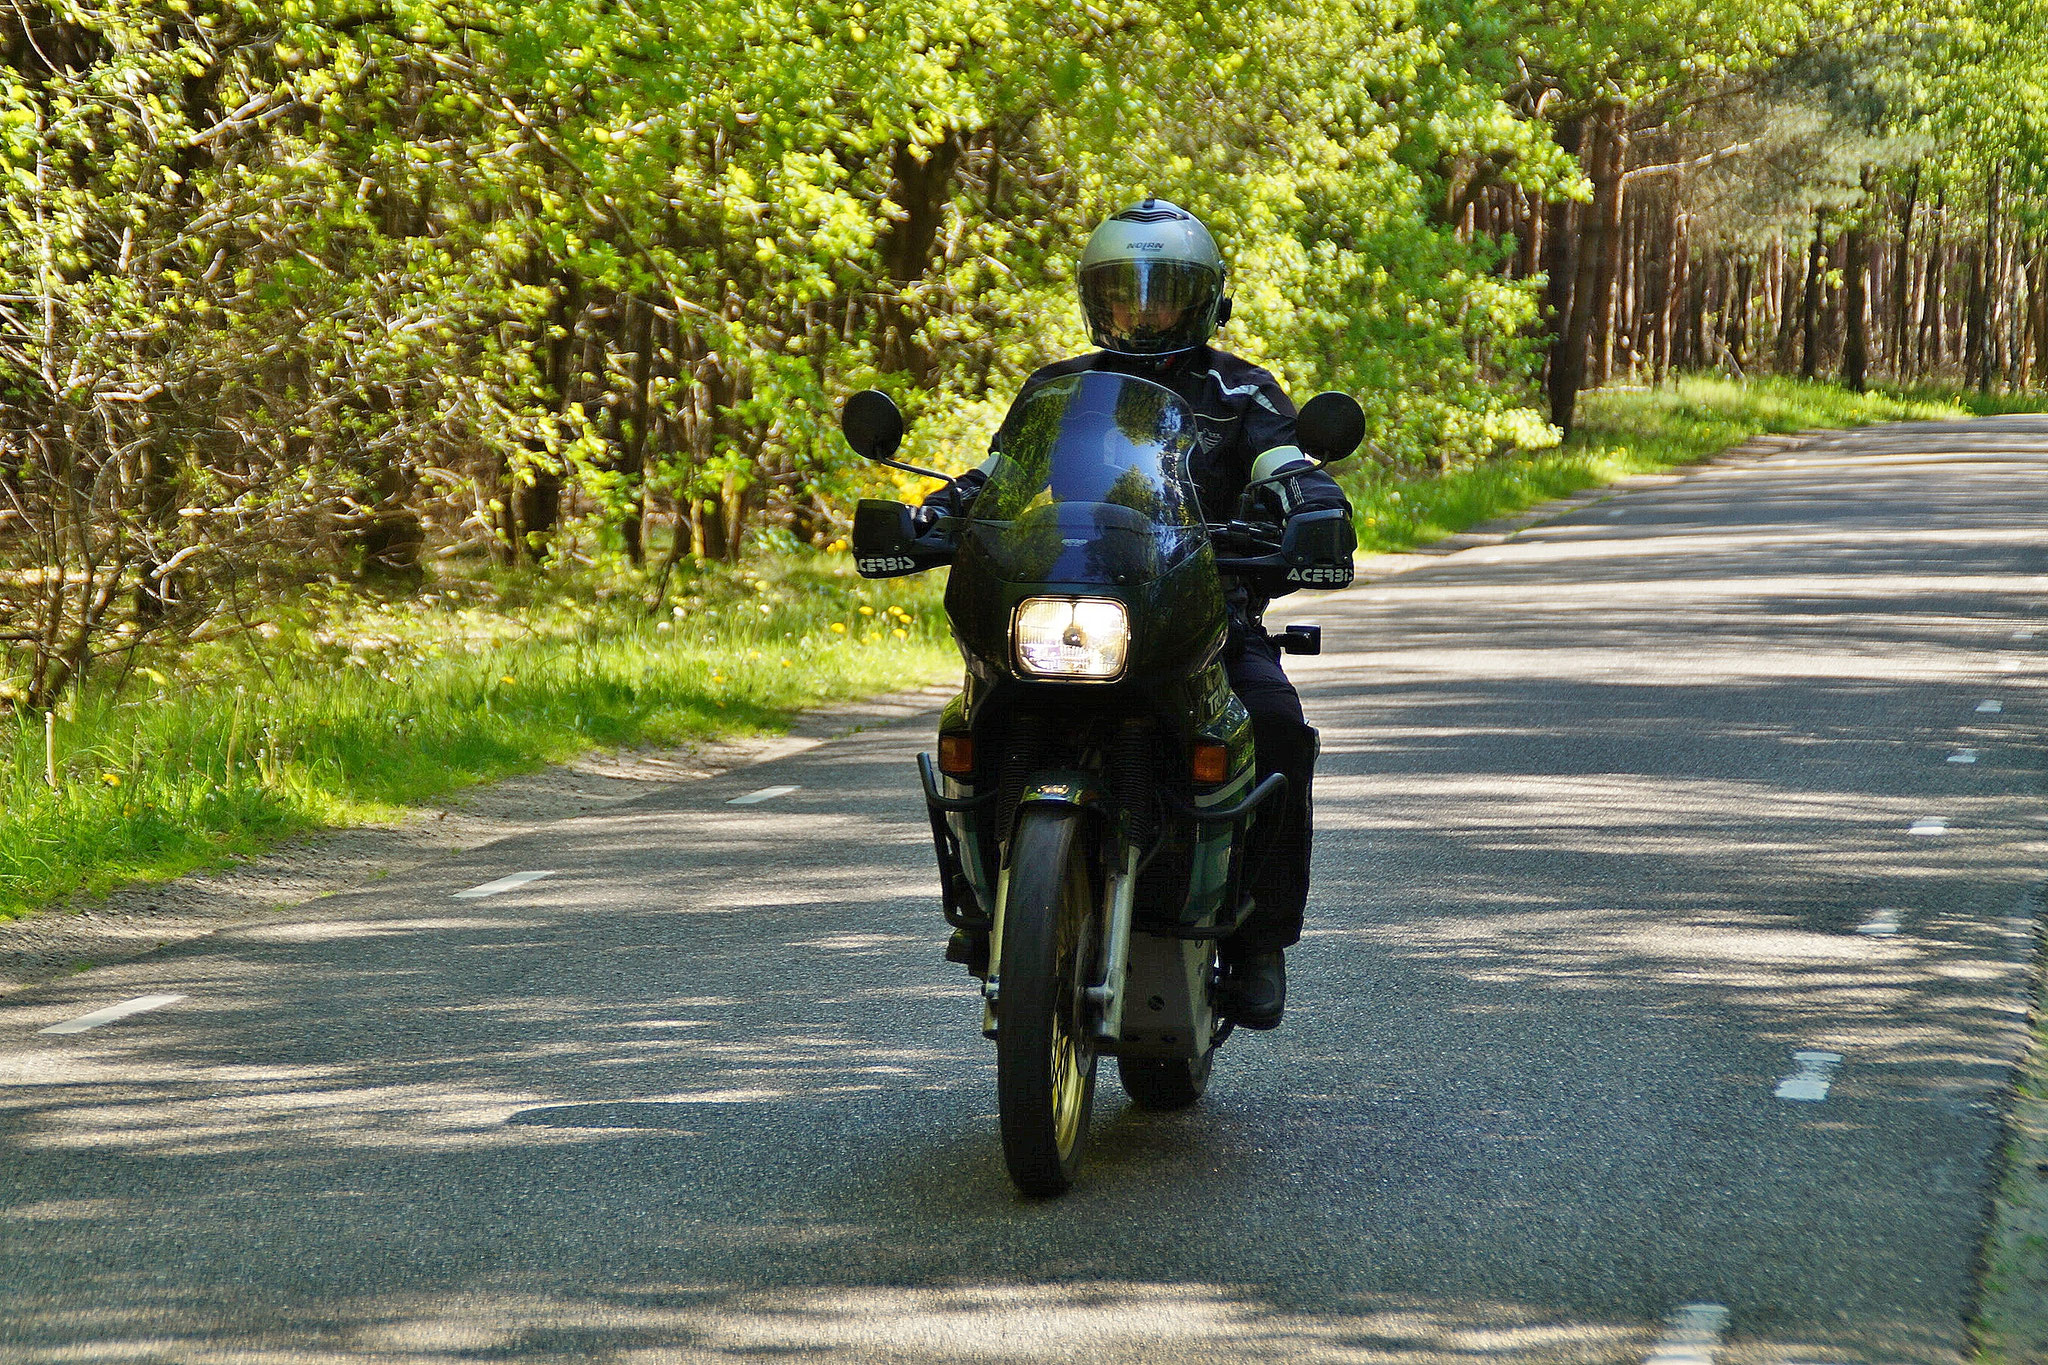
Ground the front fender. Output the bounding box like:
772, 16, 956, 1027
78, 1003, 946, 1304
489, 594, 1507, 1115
1015, 770, 1106, 815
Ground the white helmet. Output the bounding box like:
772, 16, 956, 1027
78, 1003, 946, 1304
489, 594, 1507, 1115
1078, 198, 1231, 356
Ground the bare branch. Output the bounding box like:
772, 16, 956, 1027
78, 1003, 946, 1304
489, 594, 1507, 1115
1622, 140, 1757, 186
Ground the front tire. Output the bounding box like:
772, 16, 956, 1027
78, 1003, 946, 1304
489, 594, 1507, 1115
996, 808, 1100, 1196
1117, 1050, 1213, 1111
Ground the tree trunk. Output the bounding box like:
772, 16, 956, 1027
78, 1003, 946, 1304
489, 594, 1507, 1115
1776, 229, 1805, 368
1549, 107, 1624, 435
876, 132, 964, 385
1842, 168, 1875, 393
1652, 194, 1682, 383
1728, 256, 1754, 372
1590, 111, 1630, 390
2031, 244, 2048, 389
1542, 117, 1586, 422
1800, 211, 1827, 382
615, 294, 654, 566
1920, 192, 1947, 374
1965, 242, 1987, 387
518, 264, 581, 563
1516, 185, 1542, 279
1892, 164, 1921, 378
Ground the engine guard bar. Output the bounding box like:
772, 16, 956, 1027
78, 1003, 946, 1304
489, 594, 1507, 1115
1166, 771, 1288, 825
1140, 773, 1288, 941
917, 752, 993, 932
917, 751, 999, 812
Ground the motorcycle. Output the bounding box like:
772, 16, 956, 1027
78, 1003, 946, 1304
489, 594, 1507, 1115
842, 370, 1362, 1195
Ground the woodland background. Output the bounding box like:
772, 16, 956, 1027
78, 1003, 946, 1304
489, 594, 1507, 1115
4, 0, 2048, 711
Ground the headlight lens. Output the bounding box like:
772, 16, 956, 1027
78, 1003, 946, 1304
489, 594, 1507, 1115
1013, 597, 1130, 680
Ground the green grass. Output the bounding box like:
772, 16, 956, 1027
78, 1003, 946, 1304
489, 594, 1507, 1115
1975, 990, 2048, 1363
1347, 375, 2048, 553
0, 558, 955, 921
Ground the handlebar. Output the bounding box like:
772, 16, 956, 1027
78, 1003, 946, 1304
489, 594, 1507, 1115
1207, 520, 1289, 573
864, 506, 1349, 586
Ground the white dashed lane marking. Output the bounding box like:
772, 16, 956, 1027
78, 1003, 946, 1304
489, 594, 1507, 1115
40, 994, 187, 1035
1856, 909, 1901, 937
1909, 818, 1949, 836
1774, 1050, 1843, 1102
1948, 748, 1979, 763
1978, 699, 2004, 713
454, 870, 556, 900
1645, 1303, 1729, 1364
2015, 627, 2036, 641
728, 785, 799, 805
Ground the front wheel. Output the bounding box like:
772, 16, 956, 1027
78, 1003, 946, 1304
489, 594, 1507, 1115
996, 807, 1100, 1196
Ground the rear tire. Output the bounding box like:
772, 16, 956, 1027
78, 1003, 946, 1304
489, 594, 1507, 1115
1117, 1050, 1213, 1111
996, 808, 1100, 1196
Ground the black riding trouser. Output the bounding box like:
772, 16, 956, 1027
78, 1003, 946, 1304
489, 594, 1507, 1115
1223, 633, 1318, 955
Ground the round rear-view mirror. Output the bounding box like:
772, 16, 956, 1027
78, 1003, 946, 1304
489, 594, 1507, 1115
1297, 392, 1365, 465
841, 389, 905, 463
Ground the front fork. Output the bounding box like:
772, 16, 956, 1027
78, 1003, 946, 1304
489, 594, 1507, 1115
923, 753, 1280, 1051
1082, 841, 1141, 1042
973, 777, 1137, 1045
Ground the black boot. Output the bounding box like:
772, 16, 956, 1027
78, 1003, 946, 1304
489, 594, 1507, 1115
1220, 949, 1286, 1030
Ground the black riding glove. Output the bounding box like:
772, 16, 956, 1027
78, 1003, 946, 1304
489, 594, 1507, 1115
913, 467, 990, 534
1245, 453, 1349, 525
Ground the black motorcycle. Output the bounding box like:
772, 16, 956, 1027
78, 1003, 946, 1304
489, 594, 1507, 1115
843, 370, 1361, 1195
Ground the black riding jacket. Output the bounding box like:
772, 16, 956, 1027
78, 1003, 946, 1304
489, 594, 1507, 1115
920, 346, 1352, 630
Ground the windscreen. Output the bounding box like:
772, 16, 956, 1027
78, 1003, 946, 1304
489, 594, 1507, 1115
963, 371, 1205, 585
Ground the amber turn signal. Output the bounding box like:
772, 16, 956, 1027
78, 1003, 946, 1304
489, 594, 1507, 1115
938, 733, 975, 776
1191, 741, 1229, 785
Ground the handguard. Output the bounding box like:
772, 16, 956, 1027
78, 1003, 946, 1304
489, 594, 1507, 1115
1211, 508, 1356, 591
1277, 508, 1356, 589
852, 499, 956, 578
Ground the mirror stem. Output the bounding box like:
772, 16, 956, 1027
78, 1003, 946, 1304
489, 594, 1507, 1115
875, 455, 953, 482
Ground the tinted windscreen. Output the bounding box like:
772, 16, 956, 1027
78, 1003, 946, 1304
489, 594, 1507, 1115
964, 371, 1205, 585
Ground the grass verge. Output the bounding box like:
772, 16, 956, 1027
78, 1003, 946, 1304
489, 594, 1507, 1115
1977, 935, 2048, 1363
0, 560, 954, 921
1347, 375, 2048, 553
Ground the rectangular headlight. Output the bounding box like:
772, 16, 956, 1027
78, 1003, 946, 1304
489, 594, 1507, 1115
1013, 597, 1130, 680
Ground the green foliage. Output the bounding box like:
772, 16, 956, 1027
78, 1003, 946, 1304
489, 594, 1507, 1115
1, 1, 1570, 712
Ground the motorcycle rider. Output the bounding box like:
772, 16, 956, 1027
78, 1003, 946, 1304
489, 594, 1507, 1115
916, 198, 1351, 1030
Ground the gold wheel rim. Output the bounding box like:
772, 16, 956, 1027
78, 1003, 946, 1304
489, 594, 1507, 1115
1048, 840, 1095, 1160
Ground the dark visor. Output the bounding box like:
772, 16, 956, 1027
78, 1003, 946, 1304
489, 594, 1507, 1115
1080, 260, 1221, 356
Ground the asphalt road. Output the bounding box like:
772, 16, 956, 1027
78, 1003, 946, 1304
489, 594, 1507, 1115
4, 419, 2046, 1364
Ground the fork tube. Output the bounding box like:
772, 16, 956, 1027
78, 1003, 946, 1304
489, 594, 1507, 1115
982, 865, 1011, 1038
1088, 841, 1140, 1042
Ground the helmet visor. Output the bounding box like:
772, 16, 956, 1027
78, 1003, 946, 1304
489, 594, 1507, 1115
1080, 260, 1222, 356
